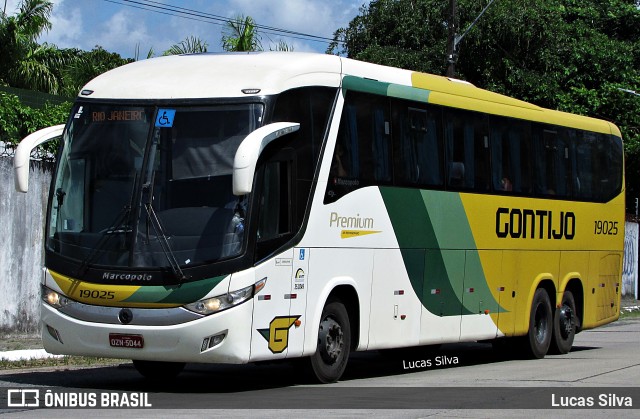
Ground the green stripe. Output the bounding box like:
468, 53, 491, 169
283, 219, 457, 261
380, 187, 503, 316
123, 275, 226, 304
342, 75, 430, 102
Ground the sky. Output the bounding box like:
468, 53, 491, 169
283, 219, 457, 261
3, 0, 363, 58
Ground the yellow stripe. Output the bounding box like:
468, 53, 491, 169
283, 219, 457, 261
410, 72, 613, 135
341, 230, 382, 239
48, 270, 176, 308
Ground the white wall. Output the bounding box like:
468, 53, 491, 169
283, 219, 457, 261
0, 157, 51, 333
623, 221, 639, 298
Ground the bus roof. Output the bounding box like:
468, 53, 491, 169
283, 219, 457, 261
81, 52, 343, 100
80, 52, 620, 137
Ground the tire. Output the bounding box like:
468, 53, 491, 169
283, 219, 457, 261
550, 291, 577, 354
309, 300, 351, 383
132, 360, 185, 379
524, 288, 553, 359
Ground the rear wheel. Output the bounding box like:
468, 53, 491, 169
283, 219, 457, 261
309, 300, 351, 383
550, 291, 577, 354
132, 360, 185, 379
524, 288, 553, 359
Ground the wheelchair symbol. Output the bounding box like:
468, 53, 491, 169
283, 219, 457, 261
158, 112, 170, 125
155, 109, 176, 127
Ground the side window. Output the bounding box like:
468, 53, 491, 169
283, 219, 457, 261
444, 109, 490, 191
575, 131, 597, 199
255, 153, 294, 260
392, 101, 443, 188
490, 116, 532, 194
533, 126, 572, 198
271, 86, 336, 228
325, 91, 391, 203
593, 134, 624, 201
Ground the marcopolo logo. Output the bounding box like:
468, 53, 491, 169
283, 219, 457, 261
102, 272, 153, 281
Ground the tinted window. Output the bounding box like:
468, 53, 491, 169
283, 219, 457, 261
444, 109, 490, 191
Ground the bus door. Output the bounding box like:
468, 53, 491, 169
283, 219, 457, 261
249, 150, 305, 361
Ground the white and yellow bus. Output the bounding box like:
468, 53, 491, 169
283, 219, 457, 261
15, 52, 624, 383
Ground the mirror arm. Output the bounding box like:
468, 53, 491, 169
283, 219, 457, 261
14, 124, 65, 192
232, 122, 300, 195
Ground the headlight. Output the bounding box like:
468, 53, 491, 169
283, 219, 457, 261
41, 285, 72, 309
184, 278, 266, 316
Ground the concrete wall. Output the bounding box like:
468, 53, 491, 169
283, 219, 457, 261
0, 157, 51, 333
623, 221, 639, 298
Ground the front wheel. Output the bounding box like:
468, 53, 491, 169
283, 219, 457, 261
132, 360, 185, 379
309, 300, 351, 383
523, 288, 553, 359
550, 291, 577, 354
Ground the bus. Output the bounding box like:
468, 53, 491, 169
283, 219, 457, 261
14, 52, 624, 383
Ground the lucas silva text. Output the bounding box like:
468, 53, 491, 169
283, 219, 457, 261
403, 355, 459, 370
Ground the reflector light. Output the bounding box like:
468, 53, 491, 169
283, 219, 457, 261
201, 331, 227, 352
46, 325, 63, 343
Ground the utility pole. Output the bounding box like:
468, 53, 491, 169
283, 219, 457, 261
446, 0, 458, 78
446, 0, 498, 78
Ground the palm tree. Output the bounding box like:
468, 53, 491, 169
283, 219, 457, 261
62, 46, 132, 96
163, 36, 208, 55
0, 0, 71, 93
11, 42, 78, 94
221, 15, 262, 52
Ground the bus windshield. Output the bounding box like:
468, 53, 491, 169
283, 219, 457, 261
47, 102, 264, 272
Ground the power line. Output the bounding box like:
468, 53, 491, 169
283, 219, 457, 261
101, 0, 341, 45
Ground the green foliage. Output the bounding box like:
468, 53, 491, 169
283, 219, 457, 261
62, 46, 132, 96
0, 91, 71, 153
162, 36, 209, 56
221, 15, 263, 52
1, 1, 131, 96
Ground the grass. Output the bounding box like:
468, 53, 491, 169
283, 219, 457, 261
619, 309, 640, 320
0, 355, 127, 370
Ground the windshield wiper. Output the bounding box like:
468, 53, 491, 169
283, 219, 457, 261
76, 171, 139, 278
77, 204, 132, 278
142, 181, 188, 282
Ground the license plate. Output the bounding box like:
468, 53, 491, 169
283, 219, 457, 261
109, 333, 144, 349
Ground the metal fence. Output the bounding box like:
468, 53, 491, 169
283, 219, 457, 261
0, 86, 70, 109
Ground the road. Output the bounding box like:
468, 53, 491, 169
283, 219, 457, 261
1, 318, 639, 418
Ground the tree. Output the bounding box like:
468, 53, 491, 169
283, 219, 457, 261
330, 0, 640, 151
221, 15, 262, 52
163, 36, 208, 55
62, 46, 132, 96
0, 0, 72, 93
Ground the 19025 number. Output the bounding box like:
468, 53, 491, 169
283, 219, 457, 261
594, 220, 618, 235
78, 289, 115, 299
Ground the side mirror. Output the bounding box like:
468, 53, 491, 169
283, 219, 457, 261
232, 122, 300, 195
14, 124, 65, 193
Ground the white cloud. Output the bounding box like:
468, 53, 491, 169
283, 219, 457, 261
42, 6, 83, 47
225, 0, 360, 51
12, 0, 362, 57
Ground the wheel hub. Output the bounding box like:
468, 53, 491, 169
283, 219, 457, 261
318, 316, 344, 364
558, 305, 574, 339
534, 304, 549, 344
